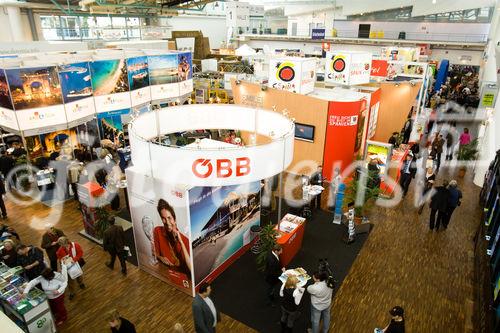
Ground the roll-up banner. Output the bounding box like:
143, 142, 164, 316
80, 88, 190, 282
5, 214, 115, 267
90, 58, 131, 113
126, 56, 151, 107
0, 69, 18, 131
58, 62, 96, 125
5, 65, 66, 131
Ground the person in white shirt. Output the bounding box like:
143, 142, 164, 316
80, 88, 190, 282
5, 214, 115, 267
307, 271, 333, 333
23, 263, 68, 326
280, 276, 305, 332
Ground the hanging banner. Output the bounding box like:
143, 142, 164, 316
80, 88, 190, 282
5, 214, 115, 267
177, 52, 193, 96
148, 54, 180, 101
90, 59, 131, 113
6, 65, 66, 131
126, 56, 151, 107
268, 57, 316, 94
311, 29, 326, 40
325, 51, 372, 86
190, 181, 260, 287
0, 69, 18, 130
58, 62, 96, 125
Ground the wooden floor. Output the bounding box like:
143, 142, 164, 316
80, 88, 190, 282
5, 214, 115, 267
3, 164, 481, 333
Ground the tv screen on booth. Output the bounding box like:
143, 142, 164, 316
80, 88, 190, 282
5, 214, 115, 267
295, 123, 315, 142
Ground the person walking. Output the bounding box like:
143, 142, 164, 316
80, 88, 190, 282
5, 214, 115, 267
41, 226, 65, 271
16, 244, 46, 281
56, 237, 85, 299
279, 275, 305, 333
192, 283, 220, 333
399, 154, 417, 197
443, 180, 462, 229
459, 128, 472, 147
431, 134, 445, 171
445, 129, 455, 160
307, 271, 333, 333
107, 309, 136, 333
265, 244, 285, 305
23, 264, 68, 326
375, 306, 405, 333
417, 167, 436, 215
429, 180, 449, 231
103, 216, 127, 276
0, 177, 6, 219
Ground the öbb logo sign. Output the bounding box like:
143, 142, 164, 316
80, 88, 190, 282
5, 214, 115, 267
192, 157, 251, 178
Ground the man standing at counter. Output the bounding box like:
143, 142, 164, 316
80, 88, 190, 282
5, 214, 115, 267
265, 244, 285, 306
310, 166, 324, 210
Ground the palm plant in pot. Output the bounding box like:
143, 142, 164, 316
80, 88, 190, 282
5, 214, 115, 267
342, 175, 380, 224
256, 223, 279, 272
457, 139, 479, 178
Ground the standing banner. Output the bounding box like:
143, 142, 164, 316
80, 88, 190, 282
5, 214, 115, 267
189, 181, 261, 287
6, 66, 66, 131
90, 59, 131, 113
58, 62, 96, 126
126, 56, 151, 107
148, 53, 180, 101
177, 52, 193, 96
126, 168, 194, 296
0, 69, 18, 131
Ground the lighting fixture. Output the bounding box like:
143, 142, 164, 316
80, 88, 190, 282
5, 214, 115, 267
261, 84, 268, 91
235, 79, 241, 85
432, 0, 436, 3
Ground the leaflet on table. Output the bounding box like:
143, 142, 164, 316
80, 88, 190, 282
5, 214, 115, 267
5, 65, 66, 131
0, 69, 18, 131
58, 62, 96, 123
90, 59, 131, 113
126, 56, 151, 107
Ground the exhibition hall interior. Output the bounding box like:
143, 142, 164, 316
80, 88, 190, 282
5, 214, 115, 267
1, 0, 500, 332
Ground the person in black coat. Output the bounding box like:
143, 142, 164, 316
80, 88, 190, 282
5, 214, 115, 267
265, 244, 284, 305
399, 155, 417, 197
192, 283, 220, 333
0, 179, 6, 219
429, 180, 449, 231
107, 309, 136, 333
309, 166, 324, 210
0, 151, 14, 178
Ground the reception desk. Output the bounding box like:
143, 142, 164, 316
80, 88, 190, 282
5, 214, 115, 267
276, 214, 306, 267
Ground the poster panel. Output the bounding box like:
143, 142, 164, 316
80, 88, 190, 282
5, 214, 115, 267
268, 58, 301, 93
177, 52, 192, 81
58, 62, 96, 123
126, 56, 151, 107
97, 108, 130, 146
189, 181, 261, 286
126, 168, 193, 295
325, 52, 351, 85
90, 59, 131, 112
300, 59, 316, 94
0, 69, 18, 130
148, 54, 180, 100
365, 140, 392, 175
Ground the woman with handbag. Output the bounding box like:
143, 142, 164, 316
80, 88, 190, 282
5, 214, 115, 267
56, 236, 85, 300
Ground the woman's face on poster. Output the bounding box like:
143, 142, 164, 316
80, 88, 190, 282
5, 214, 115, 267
160, 208, 177, 233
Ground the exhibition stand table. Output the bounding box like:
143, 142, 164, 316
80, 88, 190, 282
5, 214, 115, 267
276, 214, 306, 267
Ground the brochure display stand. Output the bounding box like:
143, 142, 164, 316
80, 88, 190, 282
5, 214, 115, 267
276, 214, 306, 267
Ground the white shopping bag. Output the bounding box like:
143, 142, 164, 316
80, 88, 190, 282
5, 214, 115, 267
67, 262, 83, 279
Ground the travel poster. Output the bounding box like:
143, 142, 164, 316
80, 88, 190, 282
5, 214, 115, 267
148, 54, 179, 100
189, 181, 261, 286
90, 59, 131, 112
0, 69, 18, 130
126, 56, 151, 106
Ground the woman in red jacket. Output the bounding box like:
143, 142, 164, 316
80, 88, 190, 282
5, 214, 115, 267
56, 236, 85, 300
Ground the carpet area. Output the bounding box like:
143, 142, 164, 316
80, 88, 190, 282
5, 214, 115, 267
211, 207, 369, 333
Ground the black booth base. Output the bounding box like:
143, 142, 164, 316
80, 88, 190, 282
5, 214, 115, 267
210, 206, 369, 333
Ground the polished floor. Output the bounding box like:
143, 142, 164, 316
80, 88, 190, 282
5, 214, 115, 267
3, 164, 481, 332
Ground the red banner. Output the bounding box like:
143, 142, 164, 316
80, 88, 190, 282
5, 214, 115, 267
370, 59, 388, 77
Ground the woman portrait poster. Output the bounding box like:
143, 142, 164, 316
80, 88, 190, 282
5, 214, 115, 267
153, 198, 192, 289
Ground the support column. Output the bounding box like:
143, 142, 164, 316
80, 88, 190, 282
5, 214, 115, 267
6, 6, 24, 42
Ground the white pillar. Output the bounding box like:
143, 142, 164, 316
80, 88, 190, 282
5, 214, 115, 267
473, 2, 500, 186
6, 6, 24, 42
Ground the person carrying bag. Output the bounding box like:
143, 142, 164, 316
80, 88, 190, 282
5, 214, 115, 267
56, 237, 86, 300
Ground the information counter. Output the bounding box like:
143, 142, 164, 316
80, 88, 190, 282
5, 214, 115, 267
276, 214, 306, 267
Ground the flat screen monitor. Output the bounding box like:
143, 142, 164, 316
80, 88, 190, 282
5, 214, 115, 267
294, 123, 315, 142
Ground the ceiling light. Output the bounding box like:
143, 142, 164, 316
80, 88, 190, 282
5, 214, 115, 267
432, 0, 436, 3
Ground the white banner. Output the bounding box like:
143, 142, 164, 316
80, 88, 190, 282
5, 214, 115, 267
0, 107, 19, 130
325, 51, 372, 86
179, 79, 193, 96
151, 83, 179, 101
94, 91, 131, 113
130, 86, 151, 107
268, 57, 316, 94
64, 97, 96, 124
16, 105, 66, 131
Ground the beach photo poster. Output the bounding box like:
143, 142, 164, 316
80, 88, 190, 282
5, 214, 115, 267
177, 52, 192, 81
126, 168, 194, 295
148, 54, 179, 85
6, 66, 63, 110
0, 69, 13, 110
58, 62, 93, 104
126, 56, 149, 91
90, 59, 129, 96
189, 181, 261, 286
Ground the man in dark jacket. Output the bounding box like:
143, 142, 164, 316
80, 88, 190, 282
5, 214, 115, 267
103, 216, 127, 275
16, 244, 46, 281
40, 226, 65, 271
443, 180, 462, 229
192, 283, 220, 333
399, 154, 417, 196
429, 180, 449, 231
310, 166, 324, 209
0, 179, 6, 219
0, 151, 14, 178
265, 244, 284, 305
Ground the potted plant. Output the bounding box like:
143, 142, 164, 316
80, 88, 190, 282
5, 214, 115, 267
256, 223, 279, 272
457, 139, 479, 178
343, 174, 380, 224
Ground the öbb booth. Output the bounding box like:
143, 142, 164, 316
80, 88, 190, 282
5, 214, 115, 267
126, 104, 294, 296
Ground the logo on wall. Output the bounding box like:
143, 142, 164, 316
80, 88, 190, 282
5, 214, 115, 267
192, 157, 251, 178
331, 55, 346, 73
275, 62, 295, 82
29, 111, 55, 121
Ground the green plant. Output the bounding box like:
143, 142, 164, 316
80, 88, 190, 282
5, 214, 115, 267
343, 174, 381, 218
93, 202, 111, 240
457, 139, 479, 161
256, 224, 279, 272
14, 156, 32, 191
